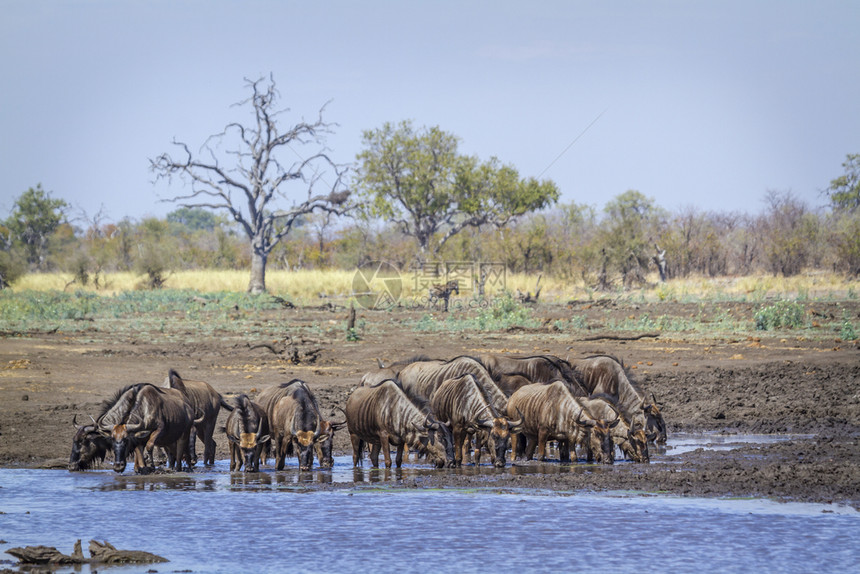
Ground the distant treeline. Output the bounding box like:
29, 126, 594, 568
2, 187, 858, 291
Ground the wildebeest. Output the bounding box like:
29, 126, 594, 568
506, 381, 617, 464
269, 381, 342, 471
224, 394, 270, 472
397, 356, 509, 463
397, 356, 508, 413
69, 414, 112, 471
478, 353, 589, 396
429, 374, 522, 468
429, 280, 459, 312
164, 369, 234, 465
360, 355, 441, 387
587, 392, 649, 463
345, 380, 455, 469
96, 383, 200, 473
572, 355, 667, 444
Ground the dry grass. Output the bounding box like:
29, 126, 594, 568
9, 268, 859, 304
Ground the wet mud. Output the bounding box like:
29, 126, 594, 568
1, 301, 858, 508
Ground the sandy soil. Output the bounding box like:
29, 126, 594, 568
1, 300, 858, 508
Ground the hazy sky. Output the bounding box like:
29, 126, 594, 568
2, 1, 858, 225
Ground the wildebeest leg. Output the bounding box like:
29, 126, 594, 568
201, 420, 216, 465
510, 433, 520, 461
187, 426, 198, 466
395, 444, 405, 468
349, 434, 364, 467
133, 446, 146, 473
558, 439, 571, 463
275, 435, 287, 471
461, 433, 473, 464
369, 443, 381, 468
537, 429, 550, 461
523, 434, 537, 461
230, 443, 242, 471
585, 430, 595, 463
452, 428, 466, 467
379, 433, 393, 468
514, 432, 527, 460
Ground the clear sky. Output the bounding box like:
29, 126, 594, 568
2, 1, 858, 224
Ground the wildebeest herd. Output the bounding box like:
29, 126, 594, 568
69, 353, 666, 473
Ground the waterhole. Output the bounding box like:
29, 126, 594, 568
0, 434, 854, 573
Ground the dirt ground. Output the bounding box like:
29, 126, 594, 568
1, 300, 858, 508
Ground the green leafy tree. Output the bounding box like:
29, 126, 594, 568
4, 184, 69, 270
598, 190, 663, 288
826, 153, 860, 212
166, 207, 221, 232
151, 75, 351, 294
356, 120, 558, 258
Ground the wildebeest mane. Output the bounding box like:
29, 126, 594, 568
97, 383, 166, 428
392, 354, 434, 366
446, 354, 484, 366
276, 379, 306, 390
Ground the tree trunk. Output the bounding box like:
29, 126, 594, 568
248, 246, 267, 294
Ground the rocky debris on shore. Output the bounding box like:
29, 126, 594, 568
5, 539, 167, 566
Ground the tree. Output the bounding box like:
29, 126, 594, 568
150, 75, 351, 293
760, 190, 819, 276
356, 120, 558, 258
598, 190, 663, 288
825, 153, 860, 211
4, 184, 69, 270
166, 207, 221, 232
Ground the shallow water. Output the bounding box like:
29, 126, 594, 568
0, 434, 856, 573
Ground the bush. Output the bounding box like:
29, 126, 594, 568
754, 300, 807, 330
0, 251, 25, 289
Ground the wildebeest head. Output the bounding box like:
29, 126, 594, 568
417, 417, 456, 468
576, 413, 618, 465
293, 428, 321, 472
643, 394, 667, 444
228, 431, 271, 472
473, 412, 524, 468
110, 423, 147, 473
316, 416, 347, 468
627, 422, 651, 463
69, 415, 111, 471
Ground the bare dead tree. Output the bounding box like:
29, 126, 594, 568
150, 75, 351, 293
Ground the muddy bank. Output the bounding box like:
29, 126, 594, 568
1, 301, 859, 507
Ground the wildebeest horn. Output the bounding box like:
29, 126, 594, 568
72, 414, 82, 429
376, 358, 386, 369
507, 407, 524, 428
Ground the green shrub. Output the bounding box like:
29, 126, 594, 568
839, 311, 857, 341
754, 300, 807, 330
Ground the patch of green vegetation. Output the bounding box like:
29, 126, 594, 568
410, 292, 540, 333
839, 311, 857, 341
754, 300, 808, 330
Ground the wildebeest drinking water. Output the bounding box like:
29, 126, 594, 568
269, 381, 342, 471
224, 394, 269, 472
256, 379, 345, 470
163, 369, 234, 465
429, 373, 522, 468
69, 414, 112, 471
507, 381, 618, 464
73, 383, 201, 473
572, 355, 666, 446
345, 379, 455, 468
